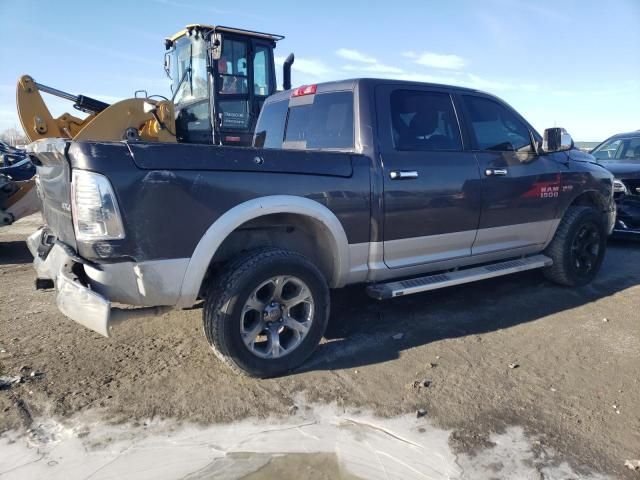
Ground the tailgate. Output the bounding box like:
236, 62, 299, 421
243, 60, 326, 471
28, 139, 76, 249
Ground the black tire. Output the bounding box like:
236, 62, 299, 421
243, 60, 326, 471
203, 248, 330, 378
543, 206, 607, 286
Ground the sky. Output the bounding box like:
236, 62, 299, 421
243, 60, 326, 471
0, 0, 638, 141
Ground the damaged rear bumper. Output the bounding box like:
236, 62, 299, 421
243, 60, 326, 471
55, 266, 112, 336
27, 228, 173, 337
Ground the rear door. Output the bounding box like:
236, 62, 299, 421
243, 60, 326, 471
458, 94, 561, 255
376, 85, 482, 268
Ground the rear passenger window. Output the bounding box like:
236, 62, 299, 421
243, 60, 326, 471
390, 90, 462, 151
284, 92, 354, 150
462, 96, 532, 151
253, 99, 288, 148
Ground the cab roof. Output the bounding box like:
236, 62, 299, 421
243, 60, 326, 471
265, 78, 489, 104
166, 24, 284, 43
607, 130, 640, 139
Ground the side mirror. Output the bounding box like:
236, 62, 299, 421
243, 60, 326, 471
210, 33, 222, 61
542, 127, 573, 153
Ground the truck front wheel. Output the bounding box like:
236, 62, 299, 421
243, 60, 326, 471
543, 206, 607, 287
203, 248, 330, 377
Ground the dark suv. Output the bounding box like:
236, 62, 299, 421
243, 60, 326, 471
591, 131, 640, 237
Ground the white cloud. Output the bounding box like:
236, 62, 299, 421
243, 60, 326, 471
465, 73, 512, 91
277, 51, 515, 92
404, 51, 466, 70
337, 48, 404, 75
275, 56, 331, 78
336, 48, 377, 64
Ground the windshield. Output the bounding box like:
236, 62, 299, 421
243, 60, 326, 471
592, 137, 640, 163
171, 36, 209, 108
169, 35, 213, 143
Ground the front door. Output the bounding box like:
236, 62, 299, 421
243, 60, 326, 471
214, 37, 276, 146
215, 37, 251, 145
458, 94, 561, 255
376, 85, 482, 268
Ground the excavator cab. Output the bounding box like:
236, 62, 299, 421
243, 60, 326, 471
165, 25, 290, 146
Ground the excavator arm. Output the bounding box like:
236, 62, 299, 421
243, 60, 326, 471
16, 75, 176, 143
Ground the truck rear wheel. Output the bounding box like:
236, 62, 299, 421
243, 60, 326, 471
543, 206, 606, 287
203, 248, 329, 378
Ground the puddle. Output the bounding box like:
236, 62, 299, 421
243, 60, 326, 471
0, 403, 608, 480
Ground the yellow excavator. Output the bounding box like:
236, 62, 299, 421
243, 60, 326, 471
6, 24, 293, 227
16, 24, 294, 146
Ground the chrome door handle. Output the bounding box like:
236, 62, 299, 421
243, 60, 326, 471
485, 168, 508, 176
389, 170, 419, 180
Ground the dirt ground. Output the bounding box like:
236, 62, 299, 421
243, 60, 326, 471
1, 214, 639, 478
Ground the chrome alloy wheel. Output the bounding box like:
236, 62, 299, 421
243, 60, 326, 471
240, 275, 314, 359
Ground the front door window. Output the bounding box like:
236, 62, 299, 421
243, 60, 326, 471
462, 95, 532, 152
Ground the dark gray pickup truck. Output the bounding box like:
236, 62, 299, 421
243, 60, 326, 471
28, 78, 615, 377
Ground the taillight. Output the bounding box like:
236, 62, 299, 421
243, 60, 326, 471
71, 170, 125, 241
291, 84, 317, 97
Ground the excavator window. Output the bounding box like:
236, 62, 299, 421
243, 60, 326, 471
172, 35, 212, 143
218, 39, 248, 95
253, 46, 270, 96
172, 37, 209, 106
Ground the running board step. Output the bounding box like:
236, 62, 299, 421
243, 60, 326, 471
366, 254, 553, 300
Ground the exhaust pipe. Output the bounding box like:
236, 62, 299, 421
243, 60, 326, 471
283, 53, 294, 91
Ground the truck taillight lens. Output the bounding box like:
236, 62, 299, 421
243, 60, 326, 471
71, 170, 125, 241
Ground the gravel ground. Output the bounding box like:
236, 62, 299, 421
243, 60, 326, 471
1, 214, 639, 478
